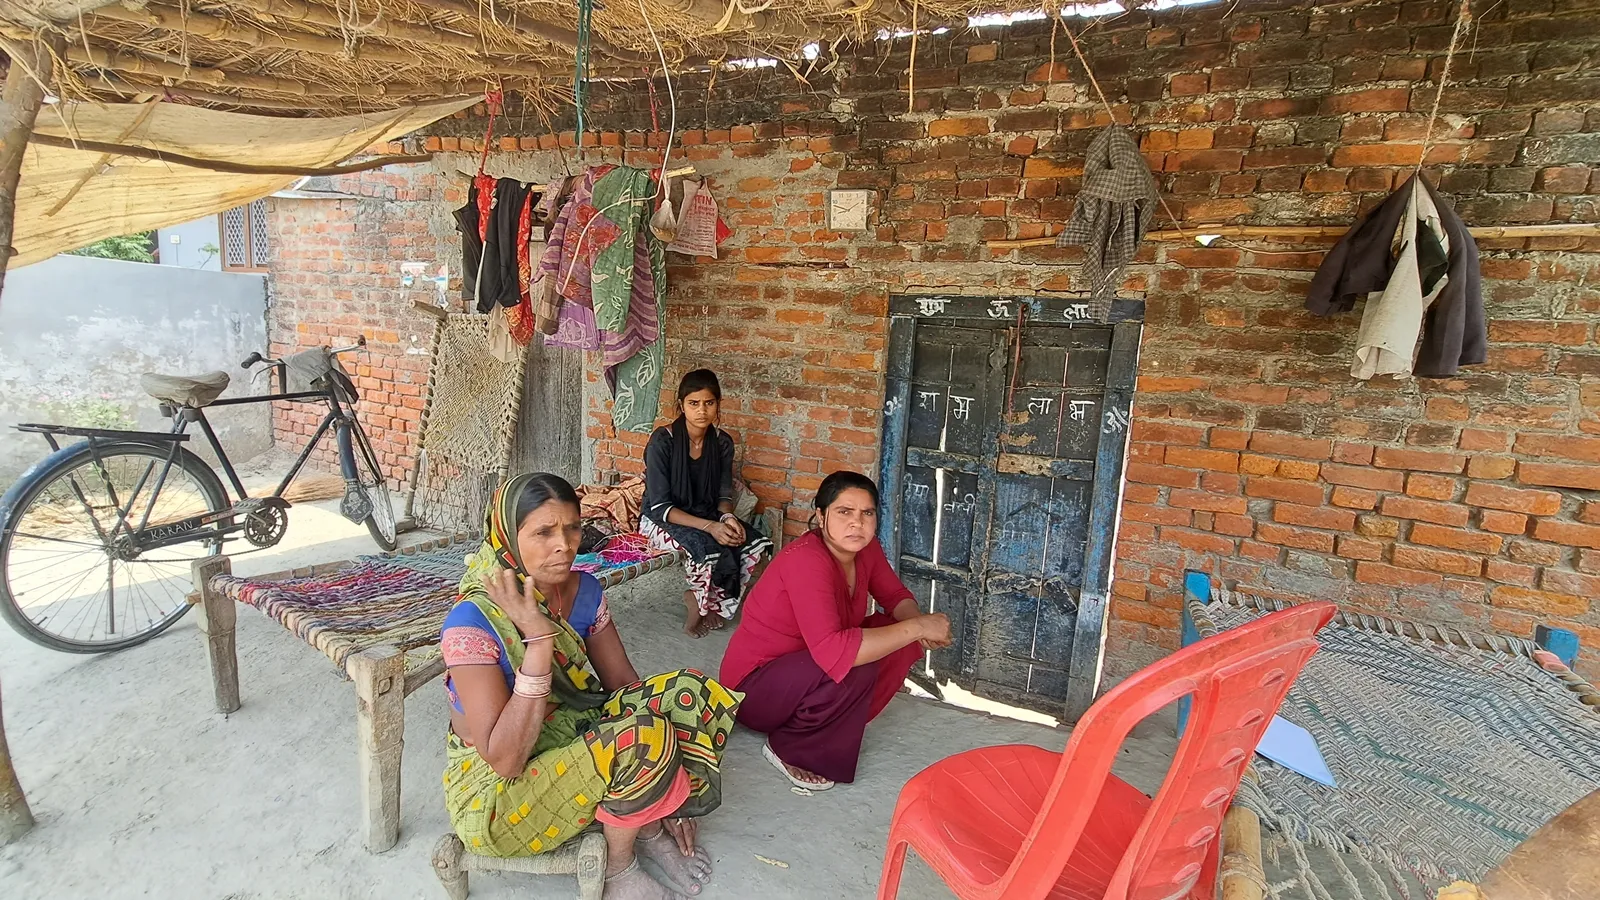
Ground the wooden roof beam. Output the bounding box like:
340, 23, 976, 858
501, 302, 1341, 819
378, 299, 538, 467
418, 0, 655, 63
0, 0, 116, 28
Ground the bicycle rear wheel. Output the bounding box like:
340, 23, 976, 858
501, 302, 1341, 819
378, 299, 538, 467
0, 441, 227, 653
339, 421, 397, 551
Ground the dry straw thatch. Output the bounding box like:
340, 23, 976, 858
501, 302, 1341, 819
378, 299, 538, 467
4, 0, 1043, 115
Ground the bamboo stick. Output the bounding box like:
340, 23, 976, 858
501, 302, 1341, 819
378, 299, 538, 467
91, 74, 353, 111
28, 132, 433, 176
91, 4, 561, 78
986, 222, 1600, 250
420, 0, 655, 63
1220, 804, 1266, 900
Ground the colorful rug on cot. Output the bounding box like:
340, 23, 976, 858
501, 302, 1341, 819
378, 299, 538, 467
209, 537, 682, 672
1190, 588, 1600, 899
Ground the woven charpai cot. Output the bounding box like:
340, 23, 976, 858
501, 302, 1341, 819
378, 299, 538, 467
211, 537, 683, 675
1191, 589, 1600, 899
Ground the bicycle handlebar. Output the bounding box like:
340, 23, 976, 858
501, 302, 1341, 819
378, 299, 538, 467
331, 335, 368, 355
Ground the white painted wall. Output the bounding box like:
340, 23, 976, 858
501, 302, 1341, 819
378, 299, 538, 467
0, 255, 271, 482
156, 215, 223, 271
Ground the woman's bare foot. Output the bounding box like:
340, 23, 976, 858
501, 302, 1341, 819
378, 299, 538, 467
682, 592, 706, 638
638, 828, 712, 895
605, 859, 686, 900
782, 760, 831, 787
702, 614, 728, 632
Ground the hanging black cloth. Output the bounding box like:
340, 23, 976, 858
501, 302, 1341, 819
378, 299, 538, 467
452, 181, 485, 307
469, 178, 533, 314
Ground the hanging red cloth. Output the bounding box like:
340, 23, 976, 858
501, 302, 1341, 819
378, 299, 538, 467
506, 191, 537, 346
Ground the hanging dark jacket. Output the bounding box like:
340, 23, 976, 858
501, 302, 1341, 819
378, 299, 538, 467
1304, 174, 1485, 378
471, 178, 532, 313
452, 182, 484, 307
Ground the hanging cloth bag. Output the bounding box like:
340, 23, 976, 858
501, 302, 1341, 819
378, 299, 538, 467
667, 179, 721, 258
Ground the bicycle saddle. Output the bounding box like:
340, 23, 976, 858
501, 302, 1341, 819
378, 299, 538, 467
140, 371, 231, 408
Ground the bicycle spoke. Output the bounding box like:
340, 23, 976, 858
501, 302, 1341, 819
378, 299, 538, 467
6, 531, 106, 549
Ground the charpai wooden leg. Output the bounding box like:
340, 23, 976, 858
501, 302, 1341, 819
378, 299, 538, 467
1220, 804, 1266, 900
349, 645, 406, 852
576, 830, 607, 900
431, 833, 469, 900
192, 556, 240, 714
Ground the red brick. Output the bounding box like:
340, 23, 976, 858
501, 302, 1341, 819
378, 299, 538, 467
1166, 150, 1244, 172
1480, 509, 1529, 535
1274, 503, 1358, 531
1405, 473, 1459, 501
1130, 421, 1207, 446
1337, 536, 1385, 561
1372, 448, 1466, 474
1256, 522, 1336, 553
1392, 545, 1483, 577
1276, 460, 1322, 481
1166, 527, 1238, 555
1026, 61, 1072, 84
1510, 540, 1567, 566
1240, 454, 1280, 476
1490, 586, 1589, 618
1356, 561, 1443, 588
1123, 502, 1193, 526
1518, 462, 1600, 491
1380, 496, 1471, 527
1125, 462, 1200, 489
1517, 434, 1600, 464
1213, 513, 1255, 537
1239, 540, 1282, 562
1409, 522, 1504, 555
928, 117, 991, 138
1249, 432, 1332, 460
1531, 520, 1600, 551
1244, 477, 1326, 506
1321, 88, 1412, 114
1331, 486, 1379, 510
1486, 559, 1538, 587
1165, 447, 1239, 472
1209, 428, 1249, 450
1320, 463, 1405, 492
1464, 482, 1563, 516
1542, 569, 1600, 598
1170, 489, 1248, 514
1466, 456, 1517, 480
1333, 442, 1376, 465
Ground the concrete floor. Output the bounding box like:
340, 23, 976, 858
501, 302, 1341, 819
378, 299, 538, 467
0, 498, 1195, 899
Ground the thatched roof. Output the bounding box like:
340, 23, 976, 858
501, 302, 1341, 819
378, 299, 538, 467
2, 0, 1036, 115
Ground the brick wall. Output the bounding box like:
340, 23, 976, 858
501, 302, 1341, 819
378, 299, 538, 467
264, 171, 453, 484
269, 0, 1600, 680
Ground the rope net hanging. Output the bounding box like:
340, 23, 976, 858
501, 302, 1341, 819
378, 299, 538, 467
408, 312, 526, 535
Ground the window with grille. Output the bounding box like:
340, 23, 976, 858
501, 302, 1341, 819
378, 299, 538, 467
220, 199, 270, 272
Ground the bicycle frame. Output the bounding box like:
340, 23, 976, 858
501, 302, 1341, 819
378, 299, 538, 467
26, 380, 359, 559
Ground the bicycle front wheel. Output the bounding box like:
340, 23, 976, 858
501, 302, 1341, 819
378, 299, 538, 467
0, 441, 228, 653
340, 421, 397, 551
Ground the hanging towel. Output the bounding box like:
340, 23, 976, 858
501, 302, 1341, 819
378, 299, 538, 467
1055, 124, 1159, 322
1306, 174, 1484, 379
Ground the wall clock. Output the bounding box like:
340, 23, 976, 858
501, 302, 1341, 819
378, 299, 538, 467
828, 189, 873, 232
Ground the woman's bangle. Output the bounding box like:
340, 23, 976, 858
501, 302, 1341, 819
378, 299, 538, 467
513, 670, 552, 699
521, 631, 557, 646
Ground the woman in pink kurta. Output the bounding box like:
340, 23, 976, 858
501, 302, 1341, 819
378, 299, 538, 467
720, 471, 952, 790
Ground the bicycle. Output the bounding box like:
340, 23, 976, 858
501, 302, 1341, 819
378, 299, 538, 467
0, 337, 398, 653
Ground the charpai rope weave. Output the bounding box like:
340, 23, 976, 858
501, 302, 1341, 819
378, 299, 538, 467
1191, 589, 1600, 898
411, 313, 526, 534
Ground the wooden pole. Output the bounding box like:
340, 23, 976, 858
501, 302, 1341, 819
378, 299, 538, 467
27, 133, 432, 177
0, 31, 63, 842
986, 221, 1600, 251
0, 674, 34, 846
0, 31, 62, 300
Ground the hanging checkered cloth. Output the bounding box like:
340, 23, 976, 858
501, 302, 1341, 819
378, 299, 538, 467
1055, 125, 1158, 322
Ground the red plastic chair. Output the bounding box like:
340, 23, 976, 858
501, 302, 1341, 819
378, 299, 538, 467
877, 600, 1335, 900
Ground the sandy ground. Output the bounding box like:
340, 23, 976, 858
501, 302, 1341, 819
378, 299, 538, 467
0, 496, 1195, 899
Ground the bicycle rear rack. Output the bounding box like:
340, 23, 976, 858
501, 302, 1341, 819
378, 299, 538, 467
15, 423, 190, 452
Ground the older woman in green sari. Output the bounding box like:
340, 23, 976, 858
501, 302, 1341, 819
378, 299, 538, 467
441, 473, 741, 899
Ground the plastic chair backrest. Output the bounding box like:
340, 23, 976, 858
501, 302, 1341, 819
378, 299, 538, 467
1000, 601, 1335, 900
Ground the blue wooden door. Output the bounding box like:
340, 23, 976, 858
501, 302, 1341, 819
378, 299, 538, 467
879, 296, 1140, 721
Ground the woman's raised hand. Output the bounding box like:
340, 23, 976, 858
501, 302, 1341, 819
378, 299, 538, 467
485, 567, 557, 639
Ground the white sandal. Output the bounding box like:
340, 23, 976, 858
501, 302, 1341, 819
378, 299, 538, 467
762, 742, 834, 791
